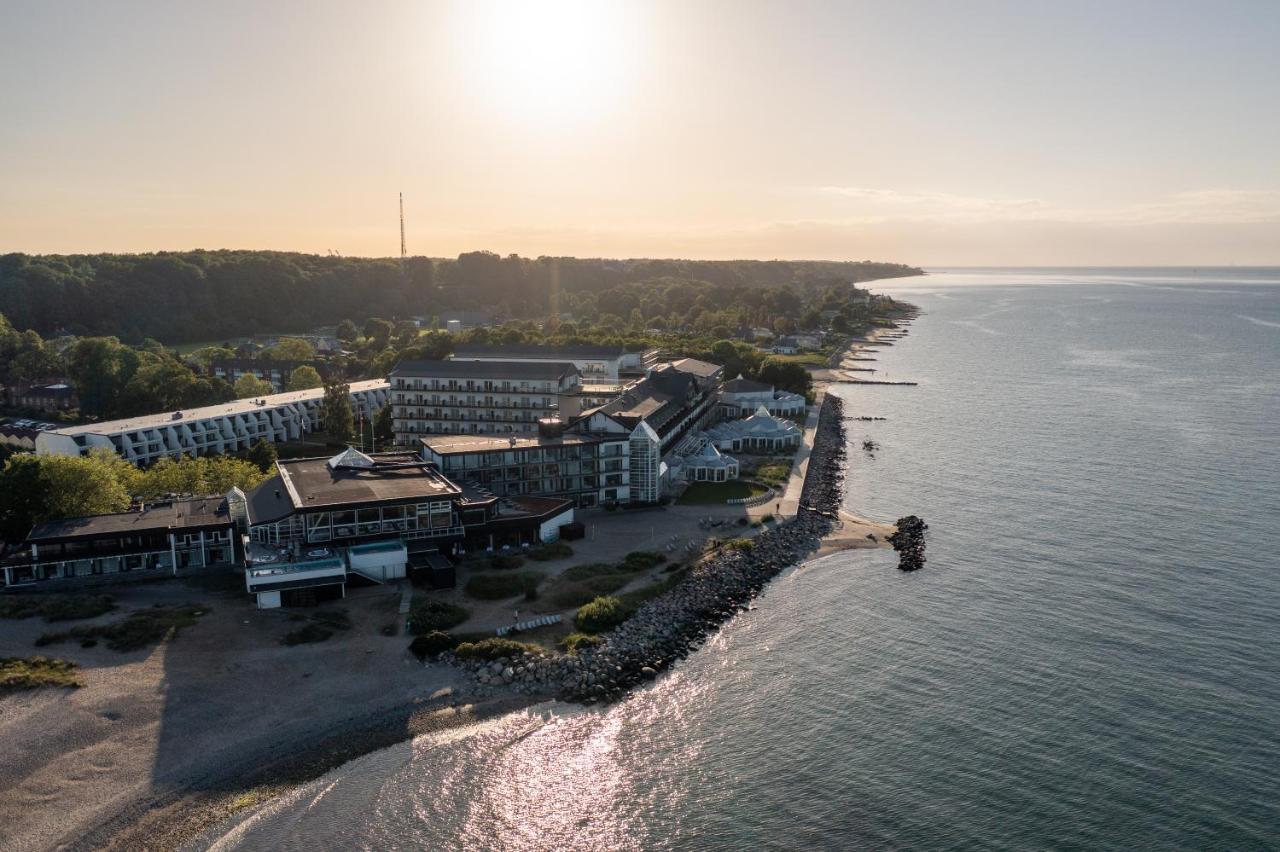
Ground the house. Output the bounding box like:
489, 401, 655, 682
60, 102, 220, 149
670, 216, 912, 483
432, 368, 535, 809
390, 359, 584, 443
719, 375, 806, 418
772, 337, 798, 355
208, 358, 329, 392
668, 439, 740, 484
34, 381, 389, 465
9, 381, 78, 413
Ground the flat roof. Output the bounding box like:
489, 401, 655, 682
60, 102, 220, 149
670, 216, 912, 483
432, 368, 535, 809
452, 343, 624, 360
272, 452, 461, 511
668, 358, 723, 378
28, 497, 230, 543
420, 432, 608, 455
46, 379, 388, 437
392, 359, 578, 381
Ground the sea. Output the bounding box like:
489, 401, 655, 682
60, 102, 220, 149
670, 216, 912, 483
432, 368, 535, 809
205, 269, 1280, 851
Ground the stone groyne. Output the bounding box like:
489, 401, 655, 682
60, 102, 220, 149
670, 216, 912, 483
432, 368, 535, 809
450, 394, 851, 704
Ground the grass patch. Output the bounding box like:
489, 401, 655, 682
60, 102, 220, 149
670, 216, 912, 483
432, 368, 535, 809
767, 352, 828, 367
560, 632, 604, 654
0, 594, 116, 623
574, 596, 627, 633
676, 481, 769, 505
464, 571, 544, 601
0, 656, 82, 692
621, 551, 667, 571
754, 462, 792, 487
36, 605, 208, 652
282, 610, 352, 646
542, 553, 668, 609
453, 637, 545, 661
527, 542, 573, 561
408, 596, 470, 634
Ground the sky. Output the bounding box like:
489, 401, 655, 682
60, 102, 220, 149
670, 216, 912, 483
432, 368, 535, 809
2, 0, 1278, 265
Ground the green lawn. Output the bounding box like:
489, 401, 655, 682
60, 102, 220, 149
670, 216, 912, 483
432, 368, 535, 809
754, 461, 793, 488
676, 480, 769, 505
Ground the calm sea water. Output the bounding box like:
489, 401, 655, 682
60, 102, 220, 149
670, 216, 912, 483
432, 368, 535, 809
207, 269, 1280, 851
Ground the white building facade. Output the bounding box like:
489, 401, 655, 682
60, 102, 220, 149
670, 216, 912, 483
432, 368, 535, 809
35, 380, 389, 465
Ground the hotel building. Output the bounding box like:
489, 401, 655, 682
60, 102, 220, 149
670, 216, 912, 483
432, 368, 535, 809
34, 380, 389, 465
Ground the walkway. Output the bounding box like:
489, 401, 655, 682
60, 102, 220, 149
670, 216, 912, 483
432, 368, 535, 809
775, 387, 827, 518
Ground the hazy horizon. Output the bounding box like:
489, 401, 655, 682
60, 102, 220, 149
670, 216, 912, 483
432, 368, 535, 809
3, 0, 1278, 265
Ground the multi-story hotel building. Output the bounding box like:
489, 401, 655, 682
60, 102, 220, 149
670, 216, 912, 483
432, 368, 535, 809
419, 419, 638, 508
390, 359, 584, 444
34, 380, 389, 465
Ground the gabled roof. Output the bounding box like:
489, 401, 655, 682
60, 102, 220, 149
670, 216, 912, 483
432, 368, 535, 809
723, 375, 773, 394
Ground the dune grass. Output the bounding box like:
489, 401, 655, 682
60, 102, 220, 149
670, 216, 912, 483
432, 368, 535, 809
0, 594, 116, 623
36, 605, 208, 652
0, 656, 83, 692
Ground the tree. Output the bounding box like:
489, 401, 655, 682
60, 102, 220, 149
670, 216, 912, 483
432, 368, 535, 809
234, 374, 275, 398
0, 453, 49, 542
394, 320, 419, 347
320, 376, 353, 443
373, 404, 394, 447
186, 346, 235, 370
39, 452, 132, 520
64, 337, 141, 418
265, 337, 315, 361
363, 318, 393, 348
336, 319, 358, 342
757, 357, 813, 397
246, 439, 279, 472
286, 365, 323, 391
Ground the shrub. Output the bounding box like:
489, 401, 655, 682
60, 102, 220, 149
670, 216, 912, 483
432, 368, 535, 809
453, 638, 544, 661
0, 594, 116, 623
560, 632, 604, 654
0, 656, 82, 692
485, 554, 526, 571
409, 597, 470, 634
527, 542, 573, 561
36, 605, 208, 652
621, 551, 666, 572
282, 623, 334, 646
726, 538, 756, 552
465, 571, 544, 601
409, 630, 456, 658
574, 596, 627, 634
561, 562, 627, 581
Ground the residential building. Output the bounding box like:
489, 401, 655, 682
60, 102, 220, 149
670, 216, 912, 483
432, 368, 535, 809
34, 380, 389, 465
719, 376, 807, 418
668, 440, 740, 484
2, 497, 239, 588
451, 343, 643, 382
390, 359, 584, 443
208, 358, 329, 392
578, 358, 722, 455
7, 380, 78, 413
420, 419, 634, 507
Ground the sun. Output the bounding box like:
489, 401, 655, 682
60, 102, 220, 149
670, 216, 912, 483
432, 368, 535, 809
453, 0, 638, 124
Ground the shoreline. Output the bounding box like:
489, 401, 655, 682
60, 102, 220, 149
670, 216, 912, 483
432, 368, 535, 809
73, 316, 918, 850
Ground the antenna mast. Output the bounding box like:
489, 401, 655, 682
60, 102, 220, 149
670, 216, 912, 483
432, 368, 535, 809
399, 192, 407, 273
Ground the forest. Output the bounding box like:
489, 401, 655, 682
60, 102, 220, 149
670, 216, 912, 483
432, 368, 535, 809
0, 250, 921, 344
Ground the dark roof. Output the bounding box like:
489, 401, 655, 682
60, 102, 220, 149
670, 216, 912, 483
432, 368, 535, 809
27, 497, 231, 543
452, 343, 624, 360
391, 359, 579, 381
262, 453, 461, 513
723, 377, 773, 393
247, 474, 294, 524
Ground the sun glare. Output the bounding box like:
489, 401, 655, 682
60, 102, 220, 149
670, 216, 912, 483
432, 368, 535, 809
454, 0, 637, 124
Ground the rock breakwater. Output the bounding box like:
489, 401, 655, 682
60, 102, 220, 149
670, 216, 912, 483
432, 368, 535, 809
887, 515, 928, 571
